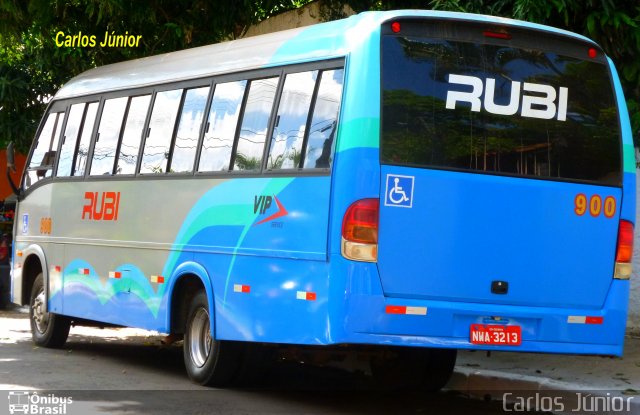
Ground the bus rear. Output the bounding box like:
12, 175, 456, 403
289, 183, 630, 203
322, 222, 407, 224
351, 16, 635, 356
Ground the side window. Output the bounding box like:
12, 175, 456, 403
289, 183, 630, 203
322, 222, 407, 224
90, 97, 128, 175
140, 89, 183, 174
267, 71, 317, 169
74, 102, 99, 177
25, 111, 65, 189
198, 80, 246, 172
304, 69, 344, 169
56, 103, 86, 177
170, 86, 209, 173
234, 77, 279, 171
116, 95, 151, 175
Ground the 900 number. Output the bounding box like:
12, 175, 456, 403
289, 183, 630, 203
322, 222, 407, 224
574, 194, 616, 218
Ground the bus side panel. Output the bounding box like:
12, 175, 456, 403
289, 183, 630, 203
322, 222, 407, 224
58, 246, 172, 329
622, 172, 636, 222
46, 176, 332, 337
203, 253, 332, 343
12, 184, 54, 307
321, 16, 382, 257
610, 56, 636, 224
327, 151, 381, 259
172, 176, 334, 343
47, 243, 64, 314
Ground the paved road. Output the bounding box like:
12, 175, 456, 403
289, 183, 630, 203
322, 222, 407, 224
0, 307, 510, 415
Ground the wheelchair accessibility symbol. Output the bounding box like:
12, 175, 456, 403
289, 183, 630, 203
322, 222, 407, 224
384, 174, 414, 208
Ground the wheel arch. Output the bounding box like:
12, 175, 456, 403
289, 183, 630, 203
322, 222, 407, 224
20, 245, 48, 306
166, 261, 215, 337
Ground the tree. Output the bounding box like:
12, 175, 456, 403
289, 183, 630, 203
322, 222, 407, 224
0, 0, 313, 152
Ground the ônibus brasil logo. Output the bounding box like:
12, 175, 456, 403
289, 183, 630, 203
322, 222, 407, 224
8, 391, 73, 414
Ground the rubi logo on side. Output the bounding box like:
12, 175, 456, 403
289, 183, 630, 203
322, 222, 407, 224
82, 191, 121, 221
445, 74, 568, 121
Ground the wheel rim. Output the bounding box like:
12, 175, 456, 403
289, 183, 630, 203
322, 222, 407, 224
189, 307, 212, 368
32, 288, 49, 334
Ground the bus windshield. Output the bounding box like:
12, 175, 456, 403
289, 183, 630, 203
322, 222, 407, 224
381, 20, 622, 185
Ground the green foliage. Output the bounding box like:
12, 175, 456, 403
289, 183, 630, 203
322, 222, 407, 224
0, 0, 314, 152
234, 154, 261, 170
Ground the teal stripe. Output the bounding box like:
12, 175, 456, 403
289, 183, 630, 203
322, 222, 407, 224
623, 143, 636, 173
336, 117, 380, 152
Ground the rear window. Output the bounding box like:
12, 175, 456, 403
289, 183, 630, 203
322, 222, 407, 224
381, 20, 621, 185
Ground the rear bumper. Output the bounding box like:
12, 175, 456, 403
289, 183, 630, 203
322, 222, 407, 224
331, 257, 629, 356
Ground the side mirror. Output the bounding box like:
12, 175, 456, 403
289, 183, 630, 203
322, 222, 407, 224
6, 142, 21, 197
6, 142, 16, 173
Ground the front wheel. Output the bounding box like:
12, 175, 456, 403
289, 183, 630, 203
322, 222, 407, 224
183, 290, 243, 386
29, 273, 70, 348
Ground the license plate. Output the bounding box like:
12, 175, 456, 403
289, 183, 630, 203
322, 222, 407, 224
470, 324, 522, 346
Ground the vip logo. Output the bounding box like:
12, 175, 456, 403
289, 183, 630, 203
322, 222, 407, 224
82, 191, 121, 221
445, 74, 568, 121
253, 195, 288, 226
254, 195, 273, 215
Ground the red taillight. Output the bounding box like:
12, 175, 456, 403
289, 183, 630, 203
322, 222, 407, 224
588, 47, 597, 59
342, 198, 379, 244
342, 199, 379, 262
391, 22, 401, 33
616, 220, 634, 263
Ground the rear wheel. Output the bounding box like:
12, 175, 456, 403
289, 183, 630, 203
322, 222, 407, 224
371, 347, 457, 392
421, 348, 457, 391
183, 290, 243, 386
29, 273, 70, 348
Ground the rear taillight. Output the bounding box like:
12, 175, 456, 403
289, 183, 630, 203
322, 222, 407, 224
341, 198, 379, 262
614, 220, 634, 279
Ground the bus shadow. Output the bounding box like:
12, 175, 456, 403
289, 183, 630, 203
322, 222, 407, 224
2, 319, 506, 414
63, 337, 188, 379
77, 389, 498, 415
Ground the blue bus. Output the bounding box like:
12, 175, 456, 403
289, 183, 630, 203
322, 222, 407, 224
8, 10, 635, 390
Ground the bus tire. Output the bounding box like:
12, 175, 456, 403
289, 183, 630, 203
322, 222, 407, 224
29, 273, 70, 348
183, 290, 243, 386
421, 348, 457, 392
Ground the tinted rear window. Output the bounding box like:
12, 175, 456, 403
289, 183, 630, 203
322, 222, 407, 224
381, 20, 621, 185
